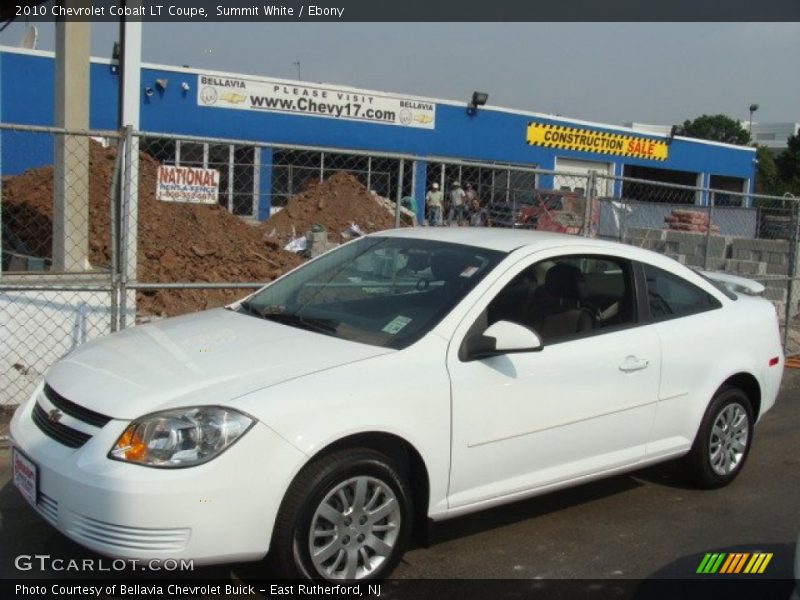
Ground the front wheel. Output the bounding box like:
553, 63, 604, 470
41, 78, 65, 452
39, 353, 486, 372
684, 387, 754, 489
271, 448, 413, 581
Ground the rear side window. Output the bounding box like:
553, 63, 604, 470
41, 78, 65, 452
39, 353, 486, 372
643, 264, 721, 321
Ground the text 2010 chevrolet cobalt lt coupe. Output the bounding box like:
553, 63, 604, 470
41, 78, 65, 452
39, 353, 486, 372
11, 228, 783, 580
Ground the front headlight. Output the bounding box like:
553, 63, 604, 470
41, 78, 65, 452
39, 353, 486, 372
109, 406, 254, 468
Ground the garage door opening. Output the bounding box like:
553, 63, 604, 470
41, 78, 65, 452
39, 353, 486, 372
622, 165, 698, 204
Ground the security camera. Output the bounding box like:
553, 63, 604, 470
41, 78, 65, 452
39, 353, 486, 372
181, 82, 190, 92
144, 87, 154, 97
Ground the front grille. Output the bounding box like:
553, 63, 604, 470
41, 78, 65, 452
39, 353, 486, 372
44, 384, 111, 428
38, 492, 59, 525
68, 514, 191, 552
32, 403, 92, 448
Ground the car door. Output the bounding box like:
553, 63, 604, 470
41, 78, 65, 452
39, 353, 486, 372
638, 262, 729, 458
446, 251, 662, 509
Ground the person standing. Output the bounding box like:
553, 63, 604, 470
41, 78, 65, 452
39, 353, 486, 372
425, 182, 443, 226
465, 183, 478, 205
468, 197, 487, 226
448, 181, 466, 225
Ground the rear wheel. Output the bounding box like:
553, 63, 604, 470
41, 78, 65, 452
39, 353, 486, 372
271, 448, 412, 581
684, 387, 754, 489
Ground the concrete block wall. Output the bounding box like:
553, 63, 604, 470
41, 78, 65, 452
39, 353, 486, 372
663, 230, 728, 268
729, 238, 800, 276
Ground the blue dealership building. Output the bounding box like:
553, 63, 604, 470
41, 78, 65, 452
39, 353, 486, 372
1, 46, 757, 225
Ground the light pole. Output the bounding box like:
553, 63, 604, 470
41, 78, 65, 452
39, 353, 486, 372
748, 103, 759, 140
293, 61, 301, 81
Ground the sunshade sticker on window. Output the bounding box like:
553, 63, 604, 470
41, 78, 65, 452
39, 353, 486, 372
382, 316, 412, 335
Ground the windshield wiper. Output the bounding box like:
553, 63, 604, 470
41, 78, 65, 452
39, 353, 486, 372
261, 313, 339, 335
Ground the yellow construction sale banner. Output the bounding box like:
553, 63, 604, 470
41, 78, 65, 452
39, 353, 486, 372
526, 123, 669, 161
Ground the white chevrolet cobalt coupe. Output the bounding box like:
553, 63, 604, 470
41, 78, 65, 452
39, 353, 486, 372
11, 228, 783, 580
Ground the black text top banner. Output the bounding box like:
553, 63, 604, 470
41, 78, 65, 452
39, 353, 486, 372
5, 0, 800, 22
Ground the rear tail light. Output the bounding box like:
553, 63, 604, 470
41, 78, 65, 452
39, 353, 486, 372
769, 357, 780, 367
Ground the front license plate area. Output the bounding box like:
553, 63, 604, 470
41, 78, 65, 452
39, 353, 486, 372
12, 447, 38, 506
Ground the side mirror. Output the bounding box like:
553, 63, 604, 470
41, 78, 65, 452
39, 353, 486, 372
466, 320, 542, 361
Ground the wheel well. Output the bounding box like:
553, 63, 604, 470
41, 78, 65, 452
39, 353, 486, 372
720, 372, 762, 420
311, 432, 431, 540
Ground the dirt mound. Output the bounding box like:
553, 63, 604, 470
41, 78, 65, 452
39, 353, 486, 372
133, 149, 302, 315
1, 146, 112, 266
2, 141, 302, 317
262, 171, 397, 240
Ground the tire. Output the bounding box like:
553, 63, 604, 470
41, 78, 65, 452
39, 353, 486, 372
684, 387, 754, 489
270, 448, 413, 581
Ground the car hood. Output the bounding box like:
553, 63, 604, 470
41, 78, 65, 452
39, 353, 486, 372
44, 308, 392, 420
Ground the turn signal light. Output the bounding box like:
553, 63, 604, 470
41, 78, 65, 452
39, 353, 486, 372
114, 426, 147, 461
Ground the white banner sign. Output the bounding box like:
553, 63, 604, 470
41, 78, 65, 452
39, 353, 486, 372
197, 74, 436, 129
156, 165, 220, 205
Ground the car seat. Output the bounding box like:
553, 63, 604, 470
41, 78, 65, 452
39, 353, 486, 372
529, 263, 593, 340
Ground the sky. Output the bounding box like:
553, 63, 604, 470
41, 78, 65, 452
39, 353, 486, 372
2, 21, 799, 127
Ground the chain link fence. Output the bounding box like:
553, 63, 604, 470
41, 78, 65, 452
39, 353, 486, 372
1, 124, 122, 407
2, 121, 799, 406
423, 164, 599, 234
121, 131, 417, 324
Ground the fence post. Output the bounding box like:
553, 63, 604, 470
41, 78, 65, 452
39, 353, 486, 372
395, 159, 405, 228
783, 200, 799, 354
620, 194, 629, 243
319, 152, 325, 182
511, 194, 518, 229
583, 171, 596, 237
0, 127, 3, 280
108, 131, 124, 333
703, 191, 715, 270
119, 126, 133, 330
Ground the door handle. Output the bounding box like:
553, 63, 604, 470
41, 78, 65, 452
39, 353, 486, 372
619, 357, 649, 373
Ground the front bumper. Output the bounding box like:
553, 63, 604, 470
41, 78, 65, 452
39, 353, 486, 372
9, 386, 306, 564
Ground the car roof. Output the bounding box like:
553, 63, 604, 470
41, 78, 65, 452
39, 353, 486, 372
372, 227, 732, 304
374, 227, 634, 254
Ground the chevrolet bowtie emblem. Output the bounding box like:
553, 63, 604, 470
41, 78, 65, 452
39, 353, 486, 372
48, 408, 63, 423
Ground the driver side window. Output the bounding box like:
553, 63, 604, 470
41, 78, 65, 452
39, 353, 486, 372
486, 254, 638, 344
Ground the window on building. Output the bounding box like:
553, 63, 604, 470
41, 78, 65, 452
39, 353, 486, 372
140, 137, 259, 217
272, 150, 404, 208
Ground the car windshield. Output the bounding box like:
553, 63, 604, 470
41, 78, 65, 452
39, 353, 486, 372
239, 236, 505, 349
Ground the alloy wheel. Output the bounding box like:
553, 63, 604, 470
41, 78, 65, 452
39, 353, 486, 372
708, 402, 749, 477
308, 476, 402, 580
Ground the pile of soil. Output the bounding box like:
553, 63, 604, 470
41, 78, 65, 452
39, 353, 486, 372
664, 209, 719, 234
133, 150, 302, 315
1, 144, 113, 268
262, 171, 398, 241
3, 149, 111, 268
2, 141, 302, 317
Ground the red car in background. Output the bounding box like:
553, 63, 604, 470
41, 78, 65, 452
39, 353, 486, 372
487, 190, 600, 236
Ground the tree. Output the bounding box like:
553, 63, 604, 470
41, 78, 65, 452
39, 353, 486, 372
754, 145, 781, 195
776, 134, 800, 195
678, 114, 750, 146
